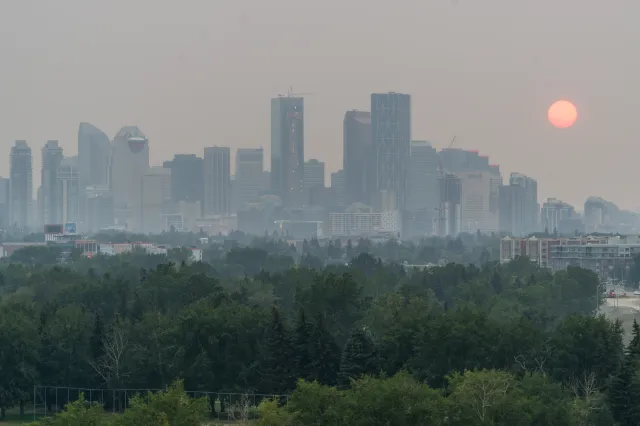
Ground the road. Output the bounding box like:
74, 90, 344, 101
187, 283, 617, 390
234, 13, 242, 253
603, 294, 640, 310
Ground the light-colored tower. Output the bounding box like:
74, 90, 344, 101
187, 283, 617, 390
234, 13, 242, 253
234, 148, 264, 212
110, 126, 149, 231
41, 140, 64, 226
58, 156, 80, 224
9, 140, 33, 230
141, 166, 172, 234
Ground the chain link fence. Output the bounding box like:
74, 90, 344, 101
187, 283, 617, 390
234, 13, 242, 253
33, 385, 289, 422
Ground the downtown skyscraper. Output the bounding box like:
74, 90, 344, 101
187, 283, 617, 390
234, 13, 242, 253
271, 96, 304, 208
499, 173, 539, 236
204, 146, 231, 215
234, 148, 264, 212
163, 154, 204, 206
371, 93, 411, 211
343, 110, 373, 206
58, 156, 80, 224
111, 126, 149, 231
40, 140, 64, 226
78, 122, 111, 191
9, 140, 32, 229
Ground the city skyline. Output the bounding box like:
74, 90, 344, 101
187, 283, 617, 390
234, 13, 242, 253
0, 106, 631, 217
0, 99, 633, 239
3, 1, 640, 210
0, 94, 630, 212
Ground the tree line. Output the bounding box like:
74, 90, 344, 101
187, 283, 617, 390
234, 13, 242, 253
0, 241, 638, 424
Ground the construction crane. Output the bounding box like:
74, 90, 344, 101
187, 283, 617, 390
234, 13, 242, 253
438, 135, 457, 177
278, 87, 314, 97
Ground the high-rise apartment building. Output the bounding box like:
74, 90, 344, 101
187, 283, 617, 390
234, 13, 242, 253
371, 93, 411, 210
85, 185, 114, 233
271, 96, 304, 207
437, 173, 461, 237
439, 148, 491, 174
9, 140, 33, 230
510, 173, 538, 235
584, 196, 617, 233
499, 173, 538, 236
0, 177, 9, 229
407, 141, 439, 212
78, 123, 111, 190
110, 126, 149, 231
343, 110, 373, 205
304, 159, 325, 205
41, 140, 64, 225
58, 156, 80, 224
204, 147, 231, 215
331, 169, 346, 211
403, 141, 440, 238
234, 148, 264, 212
141, 167, 172, 234
541, 198, 575, 235
457, 170, 500, 234
163, 154, 204, 206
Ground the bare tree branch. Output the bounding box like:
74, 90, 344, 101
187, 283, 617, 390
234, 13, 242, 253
228, 393, 252, 425
89, 323, 131, 388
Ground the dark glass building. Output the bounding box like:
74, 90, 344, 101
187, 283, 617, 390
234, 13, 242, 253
371, 93, 411, 211
271, 96, 304, 208
343, 110, 373, 206
163, 154, 204, 205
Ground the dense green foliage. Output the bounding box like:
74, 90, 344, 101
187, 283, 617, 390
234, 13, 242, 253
0, 235, 638, 424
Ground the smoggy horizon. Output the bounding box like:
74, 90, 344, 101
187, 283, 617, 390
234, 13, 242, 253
2, 0, 639, 210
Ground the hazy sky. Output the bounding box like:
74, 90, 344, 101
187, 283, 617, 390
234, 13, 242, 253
2, 0, 639, 209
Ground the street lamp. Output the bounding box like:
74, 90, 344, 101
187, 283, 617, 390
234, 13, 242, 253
596, 280, 607, 315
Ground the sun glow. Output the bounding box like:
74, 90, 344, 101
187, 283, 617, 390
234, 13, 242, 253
548, 100, 578, 129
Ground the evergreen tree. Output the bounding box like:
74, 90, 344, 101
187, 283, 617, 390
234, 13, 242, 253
628, 374, 640, 426
346, 239, 354, 259
258, 306, 295, 394
490, 272, 502, 293
609, 357, 638, 426
609, 328, 640, 426
130, 292, 145, 323
338, 327, 380, 387
90, 314, 104, 360
629, 319, 640, 361
308, 314, 340, 386
292, 309, 312, 381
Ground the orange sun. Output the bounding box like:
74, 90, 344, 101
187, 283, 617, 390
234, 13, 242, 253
548, 100, 578, 128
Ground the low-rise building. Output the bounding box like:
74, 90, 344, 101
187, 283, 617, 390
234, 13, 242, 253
329, 211, 401, 238
501, 235, 639, 279
0, 242, 48, 258
188, 247, 203, 262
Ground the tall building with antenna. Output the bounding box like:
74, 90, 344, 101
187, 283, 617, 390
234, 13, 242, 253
271, 94, 304, 208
